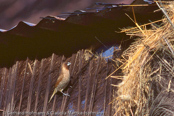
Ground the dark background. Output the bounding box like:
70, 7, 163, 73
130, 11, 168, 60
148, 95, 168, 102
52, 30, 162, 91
0, 0, 134, 30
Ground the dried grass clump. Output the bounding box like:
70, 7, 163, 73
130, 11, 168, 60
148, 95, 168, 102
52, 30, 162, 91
112, 1, 174, 115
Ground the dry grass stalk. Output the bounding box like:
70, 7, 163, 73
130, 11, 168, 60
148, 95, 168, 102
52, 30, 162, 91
111, 1, 174, 115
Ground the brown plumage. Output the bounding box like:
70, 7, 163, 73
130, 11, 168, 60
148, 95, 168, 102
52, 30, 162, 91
49, 62, 71, 103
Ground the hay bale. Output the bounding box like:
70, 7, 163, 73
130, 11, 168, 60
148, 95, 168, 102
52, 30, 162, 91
112, 1, 174, 115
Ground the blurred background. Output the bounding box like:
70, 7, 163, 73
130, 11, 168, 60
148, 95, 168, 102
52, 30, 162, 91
0, 0, 134, 30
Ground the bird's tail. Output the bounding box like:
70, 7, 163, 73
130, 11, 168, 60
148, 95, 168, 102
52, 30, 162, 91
48, 89, 57, 103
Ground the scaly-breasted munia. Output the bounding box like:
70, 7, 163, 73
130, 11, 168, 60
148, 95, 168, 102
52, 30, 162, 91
49, 62, 71, 103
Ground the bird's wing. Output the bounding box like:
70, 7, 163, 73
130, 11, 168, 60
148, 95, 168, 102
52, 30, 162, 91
55, 75, 63, 88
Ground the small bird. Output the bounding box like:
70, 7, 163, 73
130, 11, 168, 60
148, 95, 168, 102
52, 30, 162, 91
49, 62, 71, 103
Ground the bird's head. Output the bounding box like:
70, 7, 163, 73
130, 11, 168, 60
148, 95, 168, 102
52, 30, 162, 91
62, 62, 71, 70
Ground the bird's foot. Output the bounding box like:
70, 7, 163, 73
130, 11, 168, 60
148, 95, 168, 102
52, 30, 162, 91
60, 91, 70, 96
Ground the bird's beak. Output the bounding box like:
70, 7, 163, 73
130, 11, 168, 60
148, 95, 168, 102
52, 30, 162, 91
67, 62, 71, 66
